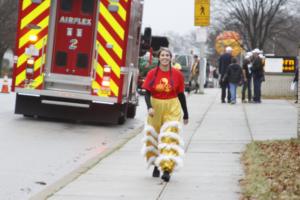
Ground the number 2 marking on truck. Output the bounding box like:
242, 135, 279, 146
69, 39, 78, 50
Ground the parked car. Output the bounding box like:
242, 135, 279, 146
137, 56, 158, 94
174, 54, 196, 91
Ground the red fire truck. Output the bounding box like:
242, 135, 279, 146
12, 0, 143, 124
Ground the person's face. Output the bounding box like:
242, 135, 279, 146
159, 50, 171, 66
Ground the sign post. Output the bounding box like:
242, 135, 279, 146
199, 41, 206, 94
195, 0, 210, 94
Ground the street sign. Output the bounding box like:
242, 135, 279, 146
264, 56, 296, 73
194, 0, 210, 27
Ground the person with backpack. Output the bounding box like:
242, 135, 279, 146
223, 58, 243, 104
293, 66, 298, 103
241, 52, 253, 103
212, 66, 219, 88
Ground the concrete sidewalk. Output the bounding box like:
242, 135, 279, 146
42, 89, 297, 200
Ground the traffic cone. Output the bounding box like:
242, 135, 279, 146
1, 75, 10, 94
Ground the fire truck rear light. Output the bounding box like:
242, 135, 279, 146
108, 5, 119, 12
93, 89, 98, 93
103, 76, 110, 81
29, 35, 38, 42
26, 68, 34, 74
104, 67, 111, 73
106, 43, 113, 49
27, 58, 34, 65
102, 81, 110, 87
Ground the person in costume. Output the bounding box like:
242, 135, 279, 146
141, 48, 189, 182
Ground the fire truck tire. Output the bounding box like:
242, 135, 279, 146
127, 103, 136, 118
23, 114, 33, 118
118, 104, 128, 124
118, 115, 126, 125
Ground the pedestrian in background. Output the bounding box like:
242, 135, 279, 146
212, 66, 219, 88
141, 48, 189, 182
223, 58, 243, 104
204, 61, 210, 88
293, 66, 298, 103
218, 46, 232, 103
241, 52, 253, 103
251, 48, 264, 103
189, 55, 200, 94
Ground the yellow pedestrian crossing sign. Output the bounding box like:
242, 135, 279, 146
195, 0, 210, 26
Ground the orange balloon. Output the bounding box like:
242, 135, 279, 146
215, 31, 242, 57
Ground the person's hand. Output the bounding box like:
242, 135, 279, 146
148, 108, 155, 117
183, 119, 189, 125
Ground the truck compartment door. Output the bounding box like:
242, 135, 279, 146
51, 0, 97, 76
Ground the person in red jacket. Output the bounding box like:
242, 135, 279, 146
141, 48, 189, 182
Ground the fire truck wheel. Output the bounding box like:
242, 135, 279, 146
127, 104, 136, 118
118, 115, 126, 125
23, 114, 33, 118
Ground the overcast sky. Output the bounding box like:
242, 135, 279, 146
142, 0, 197, 36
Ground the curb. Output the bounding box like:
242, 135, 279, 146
29, 122, 144, 200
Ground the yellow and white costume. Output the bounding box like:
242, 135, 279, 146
142, 97, 184, 173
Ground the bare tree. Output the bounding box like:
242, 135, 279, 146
223, 0, 298, 51
166, 31, 199, 56
206, 0, 300, 59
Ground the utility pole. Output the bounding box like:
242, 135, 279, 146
199, 41, 206, 94
195, 27, 207, 94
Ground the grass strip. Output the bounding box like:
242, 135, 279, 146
240, 139, 300, 200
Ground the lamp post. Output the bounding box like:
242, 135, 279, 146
196, 27, 207, 94
199, 42, 205, 94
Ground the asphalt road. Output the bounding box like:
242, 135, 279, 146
0, 91, 145, 200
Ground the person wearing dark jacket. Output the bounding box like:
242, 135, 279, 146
293, 66, 298, 103
224, 58, 242, 104
218, 46, 232, 103
241, 53, 252, 103
251, 49, 264, 103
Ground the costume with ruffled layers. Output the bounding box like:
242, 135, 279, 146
141, 67, 186, 174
